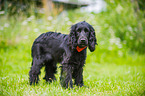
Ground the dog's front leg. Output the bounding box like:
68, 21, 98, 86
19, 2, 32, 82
73, 67, 84, 87
60, 65, 73, 88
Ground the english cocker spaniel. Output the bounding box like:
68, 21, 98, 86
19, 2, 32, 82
29, 21, 97, 88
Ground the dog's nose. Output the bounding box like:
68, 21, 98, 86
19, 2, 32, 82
81, 39, 85, 42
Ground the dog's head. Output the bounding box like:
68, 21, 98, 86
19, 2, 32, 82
69, 21, 97, 52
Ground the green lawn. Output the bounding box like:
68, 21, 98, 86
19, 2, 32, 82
0, 42, 144, 95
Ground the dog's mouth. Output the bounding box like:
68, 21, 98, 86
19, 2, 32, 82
77, 39, 88, 48
78, 43, 87, 48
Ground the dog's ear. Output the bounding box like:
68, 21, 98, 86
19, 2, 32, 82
88, 25, 97, 52
68, 24, 77, 50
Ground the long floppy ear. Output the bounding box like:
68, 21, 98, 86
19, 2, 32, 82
68, 24, 77, 50
88, 25, 97, 52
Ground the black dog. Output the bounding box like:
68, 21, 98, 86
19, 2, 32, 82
29, 21, 97, 88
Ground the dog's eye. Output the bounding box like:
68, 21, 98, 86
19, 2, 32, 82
84, 28, 89, 32
77, 28, 81, 33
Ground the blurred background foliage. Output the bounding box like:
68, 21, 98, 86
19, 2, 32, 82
105, 0, 145, 54
0, 0, 144, 54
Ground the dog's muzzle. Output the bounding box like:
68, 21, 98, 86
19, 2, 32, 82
77, 32, 88, 48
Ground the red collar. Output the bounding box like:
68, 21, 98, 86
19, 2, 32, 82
76, 46, 87, 52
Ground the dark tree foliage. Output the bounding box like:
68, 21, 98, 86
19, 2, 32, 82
0, 0, 42, 16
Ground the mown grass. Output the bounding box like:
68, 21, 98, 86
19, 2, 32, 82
0, 43, 144, 95
0, 0, 145, 95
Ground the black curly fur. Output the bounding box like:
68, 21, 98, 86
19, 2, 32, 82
29, 21, 97, 88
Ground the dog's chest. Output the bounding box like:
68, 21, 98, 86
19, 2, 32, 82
70, 51, 86, 65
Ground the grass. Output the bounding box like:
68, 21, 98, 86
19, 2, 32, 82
0, 43, 145, 95
0, 0, 145, 95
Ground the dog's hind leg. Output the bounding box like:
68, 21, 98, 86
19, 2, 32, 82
43, 53, 57, 82
29, 57, 43, 85
43, 60, 57, 82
